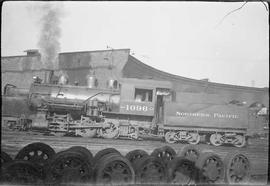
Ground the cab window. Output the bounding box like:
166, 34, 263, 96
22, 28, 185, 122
134, 88, 153, 102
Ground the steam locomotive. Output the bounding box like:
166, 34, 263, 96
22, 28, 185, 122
2, 75, 267, 148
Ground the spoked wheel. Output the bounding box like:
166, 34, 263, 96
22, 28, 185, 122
167, 157, 196, 184
125, 149, 148, 167
233, 135, 246, 148
75, 128, 97, 138
67, 146, 94, 166
224, 151, 251, 184
188, 133, 200, 145
100, 122, 119, 139
1, 151, 13, 165
45, 150, 93, 184
164, 131, 176, 144
151, 146, 176, 166
15, 142, 55, 168
94, 153, 135, 184
195, 152, 225, 184
94, 148, 121, 165
177, 144, 201, 162
209, 133, 223, 147
133, 156, 167, 184
1, 160, 44, 184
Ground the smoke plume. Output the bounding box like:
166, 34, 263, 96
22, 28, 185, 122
37, 3, 64, 70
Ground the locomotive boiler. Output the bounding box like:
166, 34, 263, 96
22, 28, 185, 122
2, 76, 267, 147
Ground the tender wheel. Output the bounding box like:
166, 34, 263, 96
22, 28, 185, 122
233, 135, 246, 148
1, 151, 13, 165
167, 157, 196, 184
94, 153, 135, 184
187, 132, 200, 145
125, 149, 148, 167
151, 146, 176, 166
67, 146, 94, 166
100, 122, 119, 139
133, 156, 167, 183
15, 142, 55, 167
164, 131, 176, 143
209, 133, 223, 146
177, 144, 201, 162
45, 150, 93, 184
195, 152, 225, 184
223, 151, 251, 184
1, 160, 44, 184
75, 128, 97, 138
94, 148, 121, 165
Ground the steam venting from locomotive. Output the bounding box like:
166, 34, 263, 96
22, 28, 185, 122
37, 3, 63, 70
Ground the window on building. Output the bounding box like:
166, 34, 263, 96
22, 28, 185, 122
134, 88, 153, 102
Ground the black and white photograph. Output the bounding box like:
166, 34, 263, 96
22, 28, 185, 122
1, 1, 269, 185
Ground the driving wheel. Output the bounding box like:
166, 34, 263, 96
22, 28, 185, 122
100, 122, 119, 139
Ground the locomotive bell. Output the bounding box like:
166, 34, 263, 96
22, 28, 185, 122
87, 76, 98, 88
107, 79, 118, 89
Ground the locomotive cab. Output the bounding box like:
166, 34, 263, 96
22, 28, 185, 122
118, 78, 172, 135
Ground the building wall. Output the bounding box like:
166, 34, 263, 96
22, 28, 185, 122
1, 55, 49, 94
58, 49, 129, 88
122, 56, 269, 107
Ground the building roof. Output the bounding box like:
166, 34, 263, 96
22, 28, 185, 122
123, 55, 268, 93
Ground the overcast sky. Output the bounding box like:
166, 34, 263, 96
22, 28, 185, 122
1, 1, 269, 87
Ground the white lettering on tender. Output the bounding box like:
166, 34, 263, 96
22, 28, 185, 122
176, 112, 239, 119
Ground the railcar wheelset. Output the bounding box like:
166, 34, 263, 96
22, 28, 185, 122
223, 151, 251, 184
15, 142, 56, 166
167, 156, 197, 184
14, 142, 56, 180
125, 149, 149, 167
93, 151, 135, 184
132, 155, 167, 184
150, 145, 176, 167
177, 144, 201, 162
45, 149, 94, 184
195, 151, 225, 184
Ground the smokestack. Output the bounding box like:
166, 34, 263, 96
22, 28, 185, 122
37, 3, 63, 70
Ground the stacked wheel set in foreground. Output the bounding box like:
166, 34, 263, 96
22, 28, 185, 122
0, 142, 251, 185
